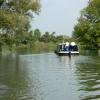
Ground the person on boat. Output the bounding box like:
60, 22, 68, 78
59, 44, 62, 51
74, 45, 78, 51
63, 43, 66, 51
65, 42, 69, 51
58, 43, 63, 51
70, 42, 76, 51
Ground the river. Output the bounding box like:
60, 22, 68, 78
0, 51, 100, 100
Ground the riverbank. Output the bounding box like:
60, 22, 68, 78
0, 41, 56, 54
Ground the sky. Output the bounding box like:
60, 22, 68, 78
32, 0, 89, 36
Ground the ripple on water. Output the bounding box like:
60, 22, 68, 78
0, 53, 100, 100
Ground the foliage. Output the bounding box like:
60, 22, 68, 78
40, 31, 68, 43
33, 29, 41, 41
0, 0, 72, 51
0, 0, 41, 34
0, 28, 71, 51
73, 0, 100, 49
41, 32, 51, 42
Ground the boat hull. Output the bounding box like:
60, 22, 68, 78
55, 50, 79, 56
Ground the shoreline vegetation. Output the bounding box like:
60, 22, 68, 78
0, 31, 72, 53
0, 0, 100, 53
0, 33, 99, 53
0, 28, 99, 54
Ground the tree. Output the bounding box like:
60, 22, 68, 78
41, 32, 51, 42
0, 0, 41, 34
33, 29, 41, 41
73, 0, 100, 49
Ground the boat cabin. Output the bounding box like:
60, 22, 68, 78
57, 42, 69, 51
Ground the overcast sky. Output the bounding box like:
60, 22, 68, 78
32, 0, 89, 36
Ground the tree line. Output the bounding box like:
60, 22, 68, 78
0, 28, 71, 50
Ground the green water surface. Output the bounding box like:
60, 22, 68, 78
0, 51, 100, 100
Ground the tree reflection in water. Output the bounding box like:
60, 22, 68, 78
0, 52, 100, 100
76, 55, 100, 100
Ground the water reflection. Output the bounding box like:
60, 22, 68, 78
76, 56, 100, 100
0, 52, 100, 100
0, 54, 35, 100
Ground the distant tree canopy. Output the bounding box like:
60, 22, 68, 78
0, 0, 41, 34
0, 28, 71, 49
40, 31, 70, 43
33, 29, 41, 41
73, 0, 100, 49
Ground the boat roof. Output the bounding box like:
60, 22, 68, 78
58, 43, 66, 45
57, 42, 77, 46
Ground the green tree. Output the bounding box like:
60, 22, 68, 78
41, 32, 51, 42
33, 29, 41, 41
0, 0, 41, 34
73, 0, 100, 49
50, 32, 56, 43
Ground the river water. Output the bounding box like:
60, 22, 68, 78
0, 51, 100, 100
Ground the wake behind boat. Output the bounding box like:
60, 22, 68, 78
55, 42, 79, 56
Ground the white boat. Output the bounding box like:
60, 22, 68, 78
55, 42, 79, 55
